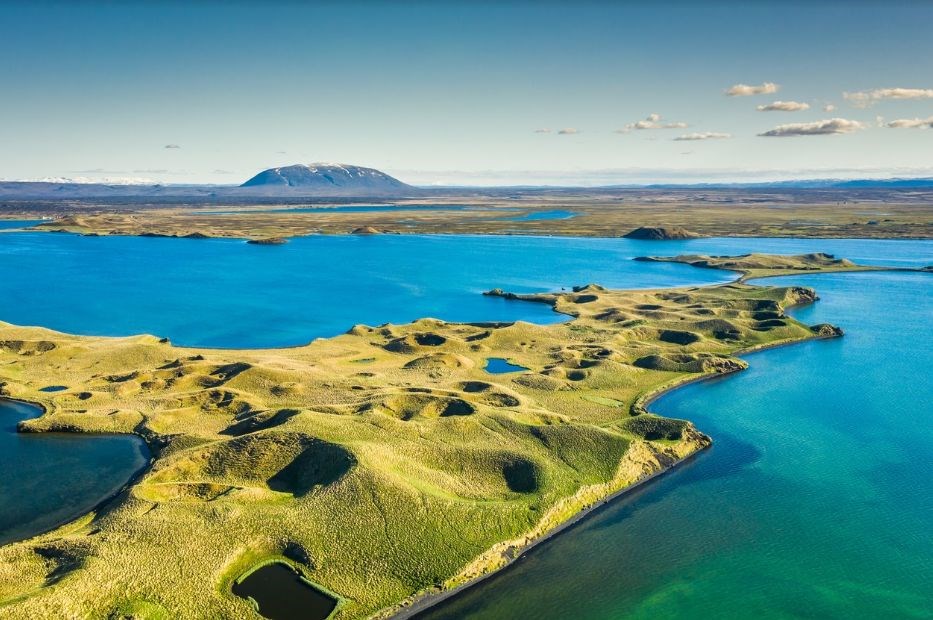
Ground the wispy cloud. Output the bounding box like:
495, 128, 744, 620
885, 116, 933, 129
824, 104, 836, 112
557, 128, 579, 135
758, 118, 864, 137
844, 87, 933, 107
164, 144, 181, 149
533, 128, 552, 134
674, 132, 732, 141
725, 82, 779, 96
757, 100, 810, 112
617, 113, 688, 132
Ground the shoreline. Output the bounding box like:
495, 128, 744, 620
385, 279, 846, 620
388, 444, 709, 620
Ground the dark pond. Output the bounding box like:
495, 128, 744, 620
232, 561, 338, 620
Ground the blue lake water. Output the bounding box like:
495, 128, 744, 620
0, 399, 149, 545
484, 358, 530, 374
503, 209, 577, 221
0, 219, 42, 230
418, 269, 933, 619
1, 232, 930, 349
0, 230, 931, 611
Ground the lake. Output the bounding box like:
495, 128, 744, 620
0, 230, 930, 616
0, 399, 149, 545
0, 232, 929, 348
416, 269, 932, 619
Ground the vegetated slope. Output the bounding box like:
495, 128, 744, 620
0, 255, 852, 619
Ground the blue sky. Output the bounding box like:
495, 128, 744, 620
1, 1, 932, 185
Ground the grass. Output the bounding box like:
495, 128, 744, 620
0, 253, 869, 619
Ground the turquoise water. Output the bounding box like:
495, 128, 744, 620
0, 399, 149, 544
484, 358, 529, 374
1, 232, 929, 348
0, 219, 41, 230
418, 270, 932, 619
504, 209, 577, 221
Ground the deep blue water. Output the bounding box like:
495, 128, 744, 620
418, 269, 933, 619
484, 358, 529, 374
0, 399, 149, 545
1, 233, 929, 349
0, 233, 740, 348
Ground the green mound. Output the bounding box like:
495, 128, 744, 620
620, 415, 687, 440
658, 329, 701, 345
152, 432, 355, 496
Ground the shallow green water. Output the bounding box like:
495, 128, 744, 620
419, 270, 932, 619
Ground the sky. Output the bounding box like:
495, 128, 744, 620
1, 0, 932, 186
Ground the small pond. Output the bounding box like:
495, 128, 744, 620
232, 561, 337, 620
484, 358, 529, 374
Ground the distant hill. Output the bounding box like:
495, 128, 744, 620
240, 164, 413, 196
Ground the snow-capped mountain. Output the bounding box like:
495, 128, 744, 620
240, 163, 411, 194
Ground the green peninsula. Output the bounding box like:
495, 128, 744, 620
0, 254, 875, 619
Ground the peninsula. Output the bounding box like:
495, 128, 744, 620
0, 254, 897, 619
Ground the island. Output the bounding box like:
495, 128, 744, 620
0, 254, 914, 619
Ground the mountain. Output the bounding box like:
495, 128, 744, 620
240, 163, 413, 195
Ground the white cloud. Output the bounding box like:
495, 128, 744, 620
674, 132, 732, 141
725, 82, 779, 96
164, 144, 181, 149
885, 116, 933, 129
618, 113, 688, 132
533, 128, 552, 134
756, 100, 810, 112
758, 118, 864, 137
557, 128, 579, 135
844, 87, 933, 107
824, 104, 836, 112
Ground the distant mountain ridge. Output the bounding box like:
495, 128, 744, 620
1, 167, 932, 200
240, 163, 411, 194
